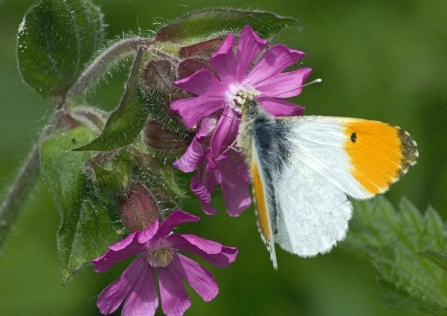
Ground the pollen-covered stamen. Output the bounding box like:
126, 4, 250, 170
146, 248, 175, 267
234, 89, 261, 107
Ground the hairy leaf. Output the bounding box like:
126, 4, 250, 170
419, 250, 447, 272
74, 46, 150, 151
156, 8, 301, 46
17, 0, 103, 101
40, 125, 121, 283
343, 197, 447, 314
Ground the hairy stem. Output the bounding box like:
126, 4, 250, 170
0, 109, 64, 251
67, 37, 154, 99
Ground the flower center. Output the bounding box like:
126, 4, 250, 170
225, 81, 260, 112
234, 89, 261, 107
146, 248, 174, 267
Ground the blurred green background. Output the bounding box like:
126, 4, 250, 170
1, 0, 446, 315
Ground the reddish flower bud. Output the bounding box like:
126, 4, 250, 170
119, 182, 161, 232
178, 58, 218, 80
141, 60, 175, 94
143, 118, 191, 155
179, 36, 226, 58
177, 37, 225, 79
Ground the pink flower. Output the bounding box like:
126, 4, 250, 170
93, 210, 238, 316
188, 149, 252, 216
171, 25, 312, 216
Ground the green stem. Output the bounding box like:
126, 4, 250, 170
0, 109, 64, 251
67, 37, 154, 99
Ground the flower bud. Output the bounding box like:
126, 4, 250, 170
179, 36, 225, 58
177, 37, 225, 79
141, 60, 175, 94
143, 118, 191, 155
119, 182, 161, 232
178, 58, 217, 80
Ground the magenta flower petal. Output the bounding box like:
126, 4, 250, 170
234, 25, 268, 82
249, 45, 306, 85
200, 152, 251, 217
97, 257, 150, 314
170, 94, 224, 129
107, 231, 138, 250
174, 68, 226, 97
218, 154, 252, 217
258, 98, 305, 117
201, 200, 217, 216
191, 168, 218, 215
158, 255, 191, 316
204, 152, 220, 170
203, 244, 238, 268
190, 171, 210, 200
254, 67, 312, 98
202, 164, 218, 191
171, 25, 312, 217
167, 234, 238, 268
94, 208, 237, 316
174, 115, 219, 172
169, 233, 222, 254
156, 210, 200, 239
174, 138, 205, 172
93, 232, 146, 273
174, 253, 218, 302
197, 116, 218, 139
136, 220, 162, 243
209, 33, 236, 83
121, 257, 159, 316
209, 106, 240, 162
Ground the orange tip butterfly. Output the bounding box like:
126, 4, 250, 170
236, 97, 418, 269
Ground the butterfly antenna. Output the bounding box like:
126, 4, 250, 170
263, 78, 322, 100
304, 78, 322, 87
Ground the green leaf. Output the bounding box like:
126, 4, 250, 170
87, 154, 132, 202
74, 46, 150, 151
88, 160, 128, 194
155, 8, 301, 46
419, 250, 447, 272
18, 0, 104, 101
343, 196, 447, 314
40, 125, 121, 283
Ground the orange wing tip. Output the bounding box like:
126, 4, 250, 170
397, 128, 418, 176
344, 121, 418, 196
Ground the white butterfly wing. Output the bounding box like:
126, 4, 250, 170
273, 117, 374, 256
241, 98, 417, 263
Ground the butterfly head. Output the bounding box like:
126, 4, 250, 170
233, 89, 265, 124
